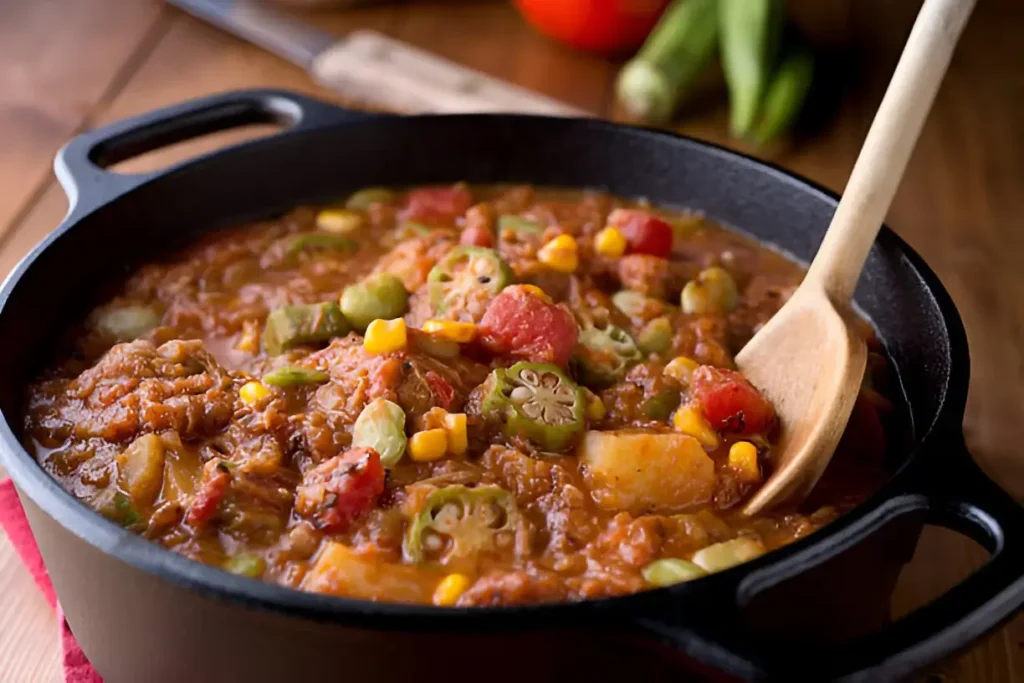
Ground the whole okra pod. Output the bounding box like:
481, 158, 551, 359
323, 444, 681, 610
754, 48, 815, 146
719, 0, 785, 138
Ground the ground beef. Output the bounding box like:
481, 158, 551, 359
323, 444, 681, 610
373, 235, 454, 292
599, 363, 685, 429
617, 254, 697, 299
457, 568, 568, 606
594, 512, 667, 568
305, 336, 488, 419
288, 337, 489, 463
683, 315, 734, 366
464, 202, 496, 236
26, 339, 236, 445
479, 446, 600, 553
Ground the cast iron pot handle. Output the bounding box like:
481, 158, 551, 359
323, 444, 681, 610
823, 441, 1024, 681
639, 435, 1024, 682
54, 89, 376, 219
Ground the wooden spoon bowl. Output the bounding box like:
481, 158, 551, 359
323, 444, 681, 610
739, 286, 866, 514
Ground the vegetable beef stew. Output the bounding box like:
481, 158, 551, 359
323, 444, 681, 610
23, 184, 892, 606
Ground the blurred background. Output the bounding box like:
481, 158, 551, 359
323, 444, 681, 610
0, 0, 1021, 680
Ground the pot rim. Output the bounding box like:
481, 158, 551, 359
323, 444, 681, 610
0, 109, 971, 633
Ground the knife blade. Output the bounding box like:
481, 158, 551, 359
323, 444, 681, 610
168, 0, 590, 117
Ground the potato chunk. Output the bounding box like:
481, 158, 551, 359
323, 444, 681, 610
116, 433, 166, 509
579, 430, 715, 513
159, 434, 200, 509
302, 542, 435, 603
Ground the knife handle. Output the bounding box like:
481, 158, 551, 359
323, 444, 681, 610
310, 30, 590, 117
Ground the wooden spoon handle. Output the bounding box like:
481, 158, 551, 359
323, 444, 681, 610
805, 0, 976, 303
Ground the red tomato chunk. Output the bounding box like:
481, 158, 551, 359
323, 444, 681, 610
608, 209, 673, 258
295, 448, 385, 533
400, 186, 473, 224
691, 366, 776, 435
478, 285, 578, 367
186, 460, 231, 527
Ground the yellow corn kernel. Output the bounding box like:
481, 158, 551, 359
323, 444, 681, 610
594, 227, 627, 258
672, 405, 721, 450
728, 441, 761, 483
409, 429, 449, 462
433, 573, 472, 606
537, 234, 579, 273
443, 413, 468, 456
422, 319, 477, 343
664, 356, 701, 385
585, 391, 606, 421
316, 208, 363, 235
239, 381, 271, 407
520, 284, 553, 304
363, 318, 407, 354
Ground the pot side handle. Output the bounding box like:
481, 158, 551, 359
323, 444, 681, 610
637, 437, 1024, 681
54, 89, 378, 219
823, 442, 1024, 682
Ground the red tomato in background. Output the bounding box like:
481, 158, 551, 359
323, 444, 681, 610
513, 0, 671, 56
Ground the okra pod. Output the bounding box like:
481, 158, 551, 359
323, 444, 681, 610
719, 0, 785, 137
615, 0, 719, 124
753, 49, 814, 146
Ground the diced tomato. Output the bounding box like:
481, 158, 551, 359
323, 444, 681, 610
460, 224, 495, 248
424, 370, 456, 410
478, 285, 578, 367
690, 366, 776, 436
608, 209, 673, 258
400, 186, 473, 224
186, 461, 231, 526
295, 448, 385, 533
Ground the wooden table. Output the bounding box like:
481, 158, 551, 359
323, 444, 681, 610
1, 0, 1021, 680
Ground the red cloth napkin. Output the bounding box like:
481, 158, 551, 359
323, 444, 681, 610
0, 477, 103, 683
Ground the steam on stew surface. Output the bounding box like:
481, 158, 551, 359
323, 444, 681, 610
23, 185, 892, 606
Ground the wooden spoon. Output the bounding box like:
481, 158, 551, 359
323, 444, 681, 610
739, 0, 977, 516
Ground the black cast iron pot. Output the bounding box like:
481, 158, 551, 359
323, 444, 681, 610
1, 90, 1022, 683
